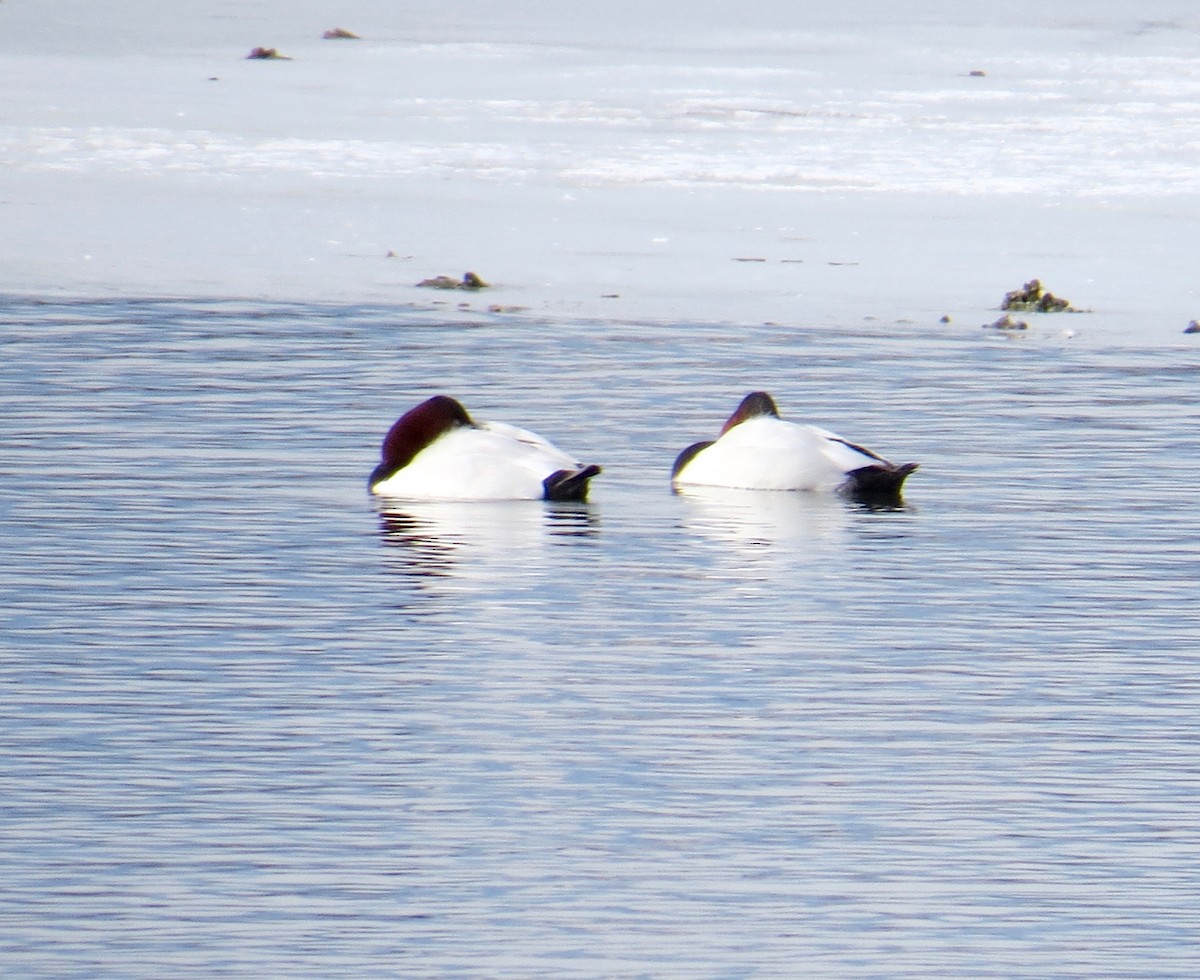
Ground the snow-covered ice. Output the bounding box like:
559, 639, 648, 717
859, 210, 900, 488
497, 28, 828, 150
3, 0, 1200, 338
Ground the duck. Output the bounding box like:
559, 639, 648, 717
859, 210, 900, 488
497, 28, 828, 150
369, 395, 601, 502
671, 391, 917, 504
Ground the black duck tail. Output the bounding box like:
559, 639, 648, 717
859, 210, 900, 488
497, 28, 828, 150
841, 462, 919, 506
543, 465, 602, 502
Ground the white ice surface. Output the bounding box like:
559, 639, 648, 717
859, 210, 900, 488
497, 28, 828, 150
3, 0, 1200, 341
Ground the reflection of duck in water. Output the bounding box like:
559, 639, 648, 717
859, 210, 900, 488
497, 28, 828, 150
674, 483, 850, 552
369, 396, 601, 502
376, 501, 599, 589
378, 500, 598, 551
671, 391, 917, 506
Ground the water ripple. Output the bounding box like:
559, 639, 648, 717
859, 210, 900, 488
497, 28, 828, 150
2, 297, 1199, 976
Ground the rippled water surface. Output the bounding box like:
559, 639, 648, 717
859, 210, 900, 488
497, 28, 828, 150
3, 297, 1199, 977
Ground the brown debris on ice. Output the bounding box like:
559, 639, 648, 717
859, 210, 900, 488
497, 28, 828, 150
982, 314, 1028, 332
323, 28, 361, 40
1001, 278, 1074, 312
417, 272, 491, 291
246, 46, 292, 60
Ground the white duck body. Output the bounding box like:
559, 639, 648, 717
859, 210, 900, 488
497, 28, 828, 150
671, 391, 917, 503
674, 415, 880, 492
370, 396, 600, 502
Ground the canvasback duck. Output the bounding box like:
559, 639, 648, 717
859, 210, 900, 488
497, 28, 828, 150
369, 395, 601, 502
671, 391, 917, 504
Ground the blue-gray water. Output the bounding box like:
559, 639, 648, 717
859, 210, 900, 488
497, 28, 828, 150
2, 296, 1199, 977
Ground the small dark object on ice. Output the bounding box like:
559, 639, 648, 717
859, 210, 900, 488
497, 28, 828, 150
1002, 278, 1073, 312
323, 27, 361, 39
1185, 320, 1200, 334
247, 46, 292, 60
983, 314, 1028, 331
417, 272, 491, 291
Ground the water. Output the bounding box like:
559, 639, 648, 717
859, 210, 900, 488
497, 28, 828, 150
3, 296, 1199, 977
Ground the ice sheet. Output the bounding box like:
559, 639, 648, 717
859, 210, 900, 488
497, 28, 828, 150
3, 0, 1200, 340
